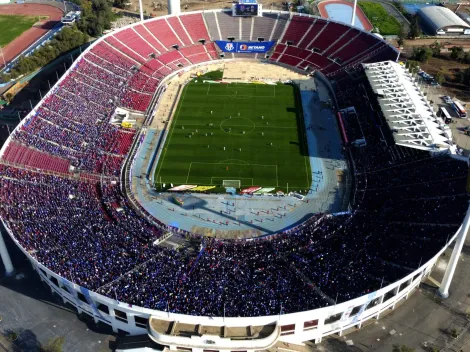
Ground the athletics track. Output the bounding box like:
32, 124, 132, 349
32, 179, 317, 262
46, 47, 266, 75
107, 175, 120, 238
0, 4, 64, 69
317, 0, 374, 32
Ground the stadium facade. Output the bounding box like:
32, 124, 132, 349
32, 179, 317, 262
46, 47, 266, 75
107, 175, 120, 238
0, 8, 468, 352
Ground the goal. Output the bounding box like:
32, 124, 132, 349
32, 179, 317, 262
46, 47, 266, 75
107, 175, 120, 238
222, 180, 241, 188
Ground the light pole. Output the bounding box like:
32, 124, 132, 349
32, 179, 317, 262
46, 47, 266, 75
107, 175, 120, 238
351, 0, 357, 27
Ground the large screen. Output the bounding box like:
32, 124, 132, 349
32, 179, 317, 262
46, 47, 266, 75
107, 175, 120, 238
235, 4, 258, 16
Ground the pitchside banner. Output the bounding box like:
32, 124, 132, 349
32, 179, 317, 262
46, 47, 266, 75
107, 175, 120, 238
215, 41, 276, 53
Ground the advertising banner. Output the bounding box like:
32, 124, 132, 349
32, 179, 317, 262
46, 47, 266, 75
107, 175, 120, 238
215, 40, 275, 53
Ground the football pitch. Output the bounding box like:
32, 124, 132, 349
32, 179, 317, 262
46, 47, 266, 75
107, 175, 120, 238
154, 80, 312, 191
0, 15, 38, 47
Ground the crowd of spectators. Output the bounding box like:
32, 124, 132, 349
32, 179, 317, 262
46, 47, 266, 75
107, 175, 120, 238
0, 54, 469, 318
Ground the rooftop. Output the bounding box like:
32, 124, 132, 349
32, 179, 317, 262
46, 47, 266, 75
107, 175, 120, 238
363, 61, 453, 151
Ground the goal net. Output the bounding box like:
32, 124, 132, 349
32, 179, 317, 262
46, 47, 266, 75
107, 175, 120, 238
222, 180, 241, 188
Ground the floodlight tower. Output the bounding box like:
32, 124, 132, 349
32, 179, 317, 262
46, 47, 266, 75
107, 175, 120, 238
0, 230, 14, 276
168, 0, 181, 15
139, 0, 144, 21
438, 203, 470, 298
351, 0, 357, 27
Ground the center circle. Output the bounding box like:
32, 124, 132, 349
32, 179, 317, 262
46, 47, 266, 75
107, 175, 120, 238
220, 117, 256, 135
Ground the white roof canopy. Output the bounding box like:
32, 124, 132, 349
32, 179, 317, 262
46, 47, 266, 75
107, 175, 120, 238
362, 61, 453, 152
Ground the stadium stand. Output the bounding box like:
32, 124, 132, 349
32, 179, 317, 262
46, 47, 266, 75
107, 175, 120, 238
2, 11, 464, 346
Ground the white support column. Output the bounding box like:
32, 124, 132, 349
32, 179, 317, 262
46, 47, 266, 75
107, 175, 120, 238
0, 230, 14, 276
438, 204, 470, 298
138, 0, 144, 22
351, 0, 357, 27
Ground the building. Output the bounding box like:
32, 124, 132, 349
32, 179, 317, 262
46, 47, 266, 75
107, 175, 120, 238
417, 6, 470, 35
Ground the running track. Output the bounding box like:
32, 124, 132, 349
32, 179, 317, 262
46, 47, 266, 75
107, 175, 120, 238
0, 4, 64, 69
317, 0, 374, 32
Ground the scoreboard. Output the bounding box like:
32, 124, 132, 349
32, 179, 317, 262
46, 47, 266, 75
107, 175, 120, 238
232, 0, 261, 16
234, 4, 258, 16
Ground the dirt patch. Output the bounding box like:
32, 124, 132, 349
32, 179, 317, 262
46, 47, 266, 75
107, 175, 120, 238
123, 0, 286, 18
412, 56, 470, 101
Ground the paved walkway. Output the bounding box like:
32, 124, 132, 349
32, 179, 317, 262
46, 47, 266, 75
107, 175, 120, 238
316, 232, 470, 352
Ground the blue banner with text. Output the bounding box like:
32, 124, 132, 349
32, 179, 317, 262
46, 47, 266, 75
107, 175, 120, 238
215, 41, 275, 53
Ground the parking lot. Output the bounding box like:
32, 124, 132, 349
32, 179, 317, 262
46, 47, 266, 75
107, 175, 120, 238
414, 70, 470, 155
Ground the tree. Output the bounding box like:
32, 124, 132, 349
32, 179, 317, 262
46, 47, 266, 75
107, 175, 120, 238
4, 26, 88, 80
41, 337, 65, 352
77, 0, 113, 36
397, 30, 406, 47
449, 46, 464, 61
435, 71, 445, 85
405, 59, 419, 72
463, 52, 470, 64
412, 47, 432, 63
430, 41, 442, 57
392, 344, 416, 352
408, 16, 421, 39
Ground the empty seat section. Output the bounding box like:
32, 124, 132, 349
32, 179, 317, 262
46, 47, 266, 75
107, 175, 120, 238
3, 141, 70, 173
277, 54, 302, 67
121, 91, 152, 112
145, 19, 182, 49
180, 45, 206, 56
134, 24, 167, 53
336, 33, 378, 62
205, 42, 219, 59
187, 53, 211, 64
105, 36, 145, 63
217, 12, 240, 40
324, 28, 358, 56
144, 59, 164, 71
285, 46, 311, 60
305, 52, 332, 69
271, 13, 289, 41
252, 14, 277, 40
203, 12, 221, 40
167, 17, 192, 45
282, 15, 313, 44
240, 17, 252, 40
233, 53, 257, 59
114, 28, 155, 57
180, 13, 210, 42
153, 65, 173, 79
310, 22, 348, 52
298, 19, 324, 48
158, 50, 184, 64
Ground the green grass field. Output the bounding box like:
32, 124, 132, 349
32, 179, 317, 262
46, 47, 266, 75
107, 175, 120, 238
358, 2, 401, 35
0, 15, 38, 47
154, 80, 312, 191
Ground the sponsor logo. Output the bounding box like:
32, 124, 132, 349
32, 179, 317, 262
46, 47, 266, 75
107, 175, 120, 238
225, 43, 234, 51
239, 44, 265, 51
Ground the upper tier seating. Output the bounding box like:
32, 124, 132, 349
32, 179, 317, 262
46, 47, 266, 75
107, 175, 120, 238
167, 17, 193, 46
281, 15, 313, 45
240, 17, 252, 40
114, 28, 157, 58
179, 13, 211, 42
216, 12, 240, 40
144, 19, 183, 49
133, 24, 168, 53
3, 11, 397, 178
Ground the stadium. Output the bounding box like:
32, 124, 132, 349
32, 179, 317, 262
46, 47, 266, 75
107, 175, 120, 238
0, 2, 469, 351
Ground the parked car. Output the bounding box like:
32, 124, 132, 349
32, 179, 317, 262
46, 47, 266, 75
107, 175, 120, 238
442, 96, 453, 104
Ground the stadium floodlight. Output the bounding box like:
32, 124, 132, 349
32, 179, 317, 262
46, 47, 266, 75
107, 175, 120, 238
351, 0, 357, 26
0, 232, 14, 276
138, 0, 144, 21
